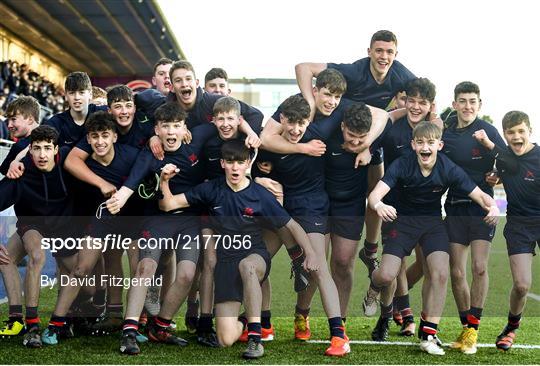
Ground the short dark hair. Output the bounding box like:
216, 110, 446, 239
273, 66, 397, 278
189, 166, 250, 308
205, 67, 228, 84
154, 102, 187, 125
169, 60, 196, 80
30, 125, 59, 146
315, 69, 346, 95
343, 103, 372, 134
280, 95, 311, 123
413, 121, 442, 140
213, 96, 240, 116
221, 139, 250, 161
6, 96, 40, 122
153, 57, 173, 75
502, 110, 530, 131
107, 85, 133, 106
454, 81, 480, 100
406, 77, 436, 103
370, 30, 398, 47
85, 111, 117, 134
65, 71, 91, 92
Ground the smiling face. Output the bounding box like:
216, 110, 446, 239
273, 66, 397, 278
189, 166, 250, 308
313, 86, 342, 116
214, 110, 240, 140
367, 40, 397, 80
171, 68, 199, 110
341, 123, 368, 148
109, 100, 135, 132
453, 92, 481, 126
406, 95, 432, 126
280, 114, 309, 143
205, 77, 230, 96
154, 120, 187, 151
29, 140, 58, 172
504, 122, 533, 156
87, 129, 117, 158
7, 112, 34, 138
411, 135, 443, 168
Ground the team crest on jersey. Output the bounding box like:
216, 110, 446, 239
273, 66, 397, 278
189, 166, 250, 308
188, 153, 199, 166
243, 207, 254, 217
525, 170, 535, 181
206, 114, 213, 122
471, 148, 482, 160
141, 230, 152, 239
388, 229, 398, 239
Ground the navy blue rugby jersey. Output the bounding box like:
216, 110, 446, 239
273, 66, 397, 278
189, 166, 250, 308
44, 104, 108, 148
185, 177, 290, 260
442, 117, 506, 201
382, 151, 476, 216
328, 58, 415, 110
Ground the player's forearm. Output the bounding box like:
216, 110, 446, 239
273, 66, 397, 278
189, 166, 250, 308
295, 63, 317, 108
285, 219, 315, 256
469, 187, 497, 212
389, 108, 406, 123
14, 146, 29, 162
239, 118, 257, 137
365, 106, 389, 145
159, 179, 175, 211
65, 149, 109, 189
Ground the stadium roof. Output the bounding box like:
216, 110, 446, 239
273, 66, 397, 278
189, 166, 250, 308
0, 0, 185, 77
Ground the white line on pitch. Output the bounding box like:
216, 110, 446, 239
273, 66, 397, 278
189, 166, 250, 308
307, 339, 540, 349
527, 292, 540, 301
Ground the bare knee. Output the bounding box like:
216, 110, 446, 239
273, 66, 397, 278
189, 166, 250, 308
331, 255, 354, 276
472, 260, 488, 278
136, 259, 157, 278
27, 249, 45, 270
430, 268, 449, 286
217, 329, 237, 347
176, 265, 196, 285
239, 259, 258, 278
513, 281, 531, 298
450, 266, 465, 282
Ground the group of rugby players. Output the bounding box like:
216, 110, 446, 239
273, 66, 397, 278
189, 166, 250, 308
0, 29, 538, 359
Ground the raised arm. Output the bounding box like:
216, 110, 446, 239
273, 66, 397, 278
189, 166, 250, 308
65, 147, 116, 197
158, 163, 189, 211
295, 62, 327, 120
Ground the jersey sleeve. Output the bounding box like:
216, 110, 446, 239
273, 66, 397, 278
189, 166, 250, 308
327, 61, 363, 84
123, 148, 155, 191
74, 138, 92, 154
0, 177, 20, 211
448, 163, 477, 196
257, 185, 291, 228
190, 123, 218, 149
381, 157, 403, 189
184, 180, 214, 207
0, 140, 27, 175
239, 101, 264, 135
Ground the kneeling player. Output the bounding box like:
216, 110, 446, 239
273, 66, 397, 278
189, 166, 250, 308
158, 140, 318, 359
472, 111, 539, 351
366, 122, 499, 355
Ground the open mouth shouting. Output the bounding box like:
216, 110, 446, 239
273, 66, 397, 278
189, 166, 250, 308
419, 151, 432, 162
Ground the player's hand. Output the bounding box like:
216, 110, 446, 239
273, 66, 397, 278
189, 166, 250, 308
485, 170, 500, 187
428, 102, 439, 121
149, 135, 164, 161
7, 161, 24, 179
160, 163, 179, 182
256, 162, 273, 175
245, 133, 261, 149
484, 205, 500, 226
254, 177, 283, 203
375, 202, 397, 222
303, 250, 319, 272
99, 181, 117, 198
354, 148, 372, 168
0, 245, 10, 265
472, 129, 494, 150
106, 190, 129, 215
299, 140, 326, 156
183, 129, 193, 144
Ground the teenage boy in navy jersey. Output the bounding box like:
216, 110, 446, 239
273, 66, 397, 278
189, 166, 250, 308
40, 112, 143, 345
135, 60, 262, 148
257, 95, 360, 356
367, 122, 499, 356
157, 140, 319, 359
0, 126, 75, 347
0, 96, 40, 176
471, 111, 540, 351
442, 82, 506, 355
365, 77, 440, 338
204, 67, 231, 96
105, 102, 217, 355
